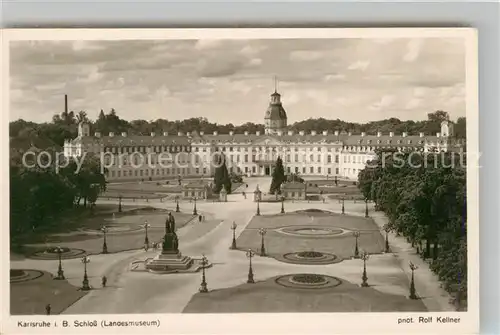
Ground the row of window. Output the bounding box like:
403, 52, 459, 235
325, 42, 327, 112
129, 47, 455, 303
103, 145, 190, 154
109, 167, 208, 178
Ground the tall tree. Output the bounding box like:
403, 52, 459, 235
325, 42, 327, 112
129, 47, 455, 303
212, 153, 232, 194
270, 156, 286, 194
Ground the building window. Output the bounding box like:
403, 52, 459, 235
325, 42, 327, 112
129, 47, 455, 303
252, 166, 256, 173
302, 167, 306, 174
310, 167, 313, 173
327, 155, 332, 163
287, 167, 291, 173
298, 192, 302, 198
328, 168, 331, 174
291, 192, 295, 197
318, 167, 321, 173
335, 168, 339, 174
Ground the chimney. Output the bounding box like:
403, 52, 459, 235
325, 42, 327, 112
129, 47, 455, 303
311, 130, 317, 135
109, 132, 114, 137
322, 130, 328, 135
361, 132, 366, 137
121, 132, 127, 137
244, 131, 249, 135
419, 132, 424, 138
299, 131, 305, 136
177, 132, 183, 136
288, 130, 294, 135
334, 131, 339, 136
64, 94, 68, 115
256, 131, 261, 136
229, 131, 234, 136
163, 131, 169, 136
436, 133, 441, 138
402, 132, 408, 137
200, 131, 205, 136
151, 132, 156, 137
213, 131, 218, 135
377, 132, 382, 137
389, 132, 394, 137
94, 132, 101, 138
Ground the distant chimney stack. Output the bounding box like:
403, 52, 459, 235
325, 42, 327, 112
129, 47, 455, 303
64, 94, 68, 115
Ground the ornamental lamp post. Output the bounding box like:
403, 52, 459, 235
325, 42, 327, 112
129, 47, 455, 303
352, 231, 360, 258
101, 226, 109, 254
230, 222, 237, 250
409, 261, 419, 299
383, 224, 391, 253
175, 196, 180, 212
341, 196, 345, 215
54, 246, 65, 280
118, 195, 122, 213
199, 254, 209, 293
360, 250, 370, 287
365, 198, 369, 218
258, 228, 267, 256
81, 256, 91, 291
280, 196, 285, 214
142, 220, 151, 246
256, 199, 261, 216
246, 249, 255, 283
193, 197, 198, 216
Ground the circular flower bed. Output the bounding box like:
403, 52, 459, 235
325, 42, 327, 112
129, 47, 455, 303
291, 274, 326, 284
296, 251, 324, 258
10, 269, 26, 278
45, 246, 71, 253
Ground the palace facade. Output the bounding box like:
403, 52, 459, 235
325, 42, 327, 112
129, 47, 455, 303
64, 90, 464, 182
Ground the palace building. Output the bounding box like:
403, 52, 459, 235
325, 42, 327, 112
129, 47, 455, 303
64, 90, 464, 183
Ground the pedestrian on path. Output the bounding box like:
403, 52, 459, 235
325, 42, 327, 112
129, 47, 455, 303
102, 276, 107, 288
45, 304, 51, 315
199, 215, 202, 223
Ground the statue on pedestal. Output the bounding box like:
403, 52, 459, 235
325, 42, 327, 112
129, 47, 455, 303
162, 212, 179, 253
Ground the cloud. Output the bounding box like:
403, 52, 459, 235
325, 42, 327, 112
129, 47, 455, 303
9, 37, 466, 124
348, 60, 370, 71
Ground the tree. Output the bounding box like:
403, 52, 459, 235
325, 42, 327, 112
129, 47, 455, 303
213, 153, 232, 194
270, 156, 286, 194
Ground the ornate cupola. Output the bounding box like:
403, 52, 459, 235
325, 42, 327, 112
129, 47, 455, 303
264, 77, 288, 135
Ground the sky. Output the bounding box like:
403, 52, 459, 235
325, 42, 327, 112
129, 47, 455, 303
9, 37, 466, 125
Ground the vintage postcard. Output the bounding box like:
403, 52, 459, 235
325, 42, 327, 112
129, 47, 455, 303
1, 28, 478, 334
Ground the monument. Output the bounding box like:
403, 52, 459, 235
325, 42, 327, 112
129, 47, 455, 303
145, 212, 194, 272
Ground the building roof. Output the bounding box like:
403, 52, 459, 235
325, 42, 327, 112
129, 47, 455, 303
183, 180, 211, 189
265, 103, 287, 121
70, 135, 192, 147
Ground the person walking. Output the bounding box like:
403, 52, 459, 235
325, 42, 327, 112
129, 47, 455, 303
45, 304, 51, 315
102, 276, 107, 288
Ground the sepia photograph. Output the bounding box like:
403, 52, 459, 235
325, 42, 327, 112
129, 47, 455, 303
2, 28, 478, 334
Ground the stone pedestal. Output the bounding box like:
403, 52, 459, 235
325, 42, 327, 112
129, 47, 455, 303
146, 251, 193, 272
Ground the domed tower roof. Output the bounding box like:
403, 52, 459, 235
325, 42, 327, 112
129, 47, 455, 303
264, 91, 287, 121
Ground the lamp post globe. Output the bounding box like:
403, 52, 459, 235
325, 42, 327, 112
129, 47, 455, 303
258, 228, 267, 256
230, 222, 238, 250
81, 256, 91, 291
246, 249, 255, 283
409, 261, 419, 299
383, 224, 391, 253
360, 250, 370, 287
199, 254, 209, 293
54, 246, 65, 280
352, 231, 360, 258
101, 226, 109, 254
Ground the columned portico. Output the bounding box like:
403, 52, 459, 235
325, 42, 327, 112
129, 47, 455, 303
255, 160, 275, 176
